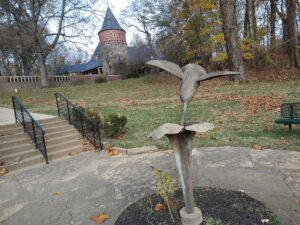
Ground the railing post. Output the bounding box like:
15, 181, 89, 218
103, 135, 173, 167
32, 119, 38, 149
42, 132, 48, 164
97, 121, 102, 149
11, 97, 18, 123
20, 106, 26, 131
55, 93, 61, 117
67, 101, 71, 123
80, 113, 84, 138
92, 122, 96, 146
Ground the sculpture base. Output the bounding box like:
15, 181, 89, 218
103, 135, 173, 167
179, 207, 203, 225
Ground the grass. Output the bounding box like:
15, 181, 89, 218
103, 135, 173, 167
1, 74, 299, 151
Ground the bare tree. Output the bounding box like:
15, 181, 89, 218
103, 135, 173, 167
219, 0, 247, 81
0, 0, 101, 86
121, 0, 157, 57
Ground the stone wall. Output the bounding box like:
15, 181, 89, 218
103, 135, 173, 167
100, 43, 128, 77
0, 74, 121, 92
99, 30, 126, 44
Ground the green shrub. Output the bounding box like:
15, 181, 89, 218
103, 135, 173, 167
86, 107, 103, 125
72, 101, 103, 126
103, 113, 127, 137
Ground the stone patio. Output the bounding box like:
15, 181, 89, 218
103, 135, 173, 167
0, 147, 299, 225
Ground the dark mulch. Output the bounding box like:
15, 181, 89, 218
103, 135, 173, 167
115, 187, 281, 225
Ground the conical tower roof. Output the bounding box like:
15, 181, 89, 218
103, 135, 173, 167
99, 7, 125, 33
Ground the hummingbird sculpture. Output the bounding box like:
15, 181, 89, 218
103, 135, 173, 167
146, 60, 240, 125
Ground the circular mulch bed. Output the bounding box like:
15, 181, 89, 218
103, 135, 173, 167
115, 187, 281, 225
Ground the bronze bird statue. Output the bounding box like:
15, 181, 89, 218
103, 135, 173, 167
146, 60, 240, 125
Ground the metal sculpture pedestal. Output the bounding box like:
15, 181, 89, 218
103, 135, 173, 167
150, 122, 214, 225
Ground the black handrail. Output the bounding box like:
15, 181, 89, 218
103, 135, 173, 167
55, 92, 102, 149
11, 96, 48, 163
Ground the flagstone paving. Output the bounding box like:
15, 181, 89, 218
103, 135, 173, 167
0, 107, 55, 126
0, 147, 299, 225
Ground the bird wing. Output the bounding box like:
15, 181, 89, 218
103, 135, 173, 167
146, 60, 183, 79
197, 71, 240, 82
182, 64, 207, 75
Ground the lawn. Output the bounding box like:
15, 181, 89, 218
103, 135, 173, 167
1, 74, 299, 151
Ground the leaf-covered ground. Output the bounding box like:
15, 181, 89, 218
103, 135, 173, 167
1, 73, 299, 151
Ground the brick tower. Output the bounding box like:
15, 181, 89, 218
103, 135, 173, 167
98, 7, 128, 77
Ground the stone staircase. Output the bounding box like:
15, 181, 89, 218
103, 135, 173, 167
0, 117, 83, 172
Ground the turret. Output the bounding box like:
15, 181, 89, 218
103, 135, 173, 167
98, 8, 128, 77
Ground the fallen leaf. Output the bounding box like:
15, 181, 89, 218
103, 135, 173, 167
107, 148, 119, 156
165, 150, 173, 155
69, 152, 79, 156
281, 139, 289, 145
261, 218, 270, 223
154, 203, 165, 212
263, 126, 272, 132
0, 168, 8, 176
252, 144, 265, 150
237, 117, 244, 123
52, 192, 62, 196
90, 213, 111, 224
15, 156, 22, 162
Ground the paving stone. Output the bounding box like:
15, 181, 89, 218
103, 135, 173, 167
0, 147, 299, 225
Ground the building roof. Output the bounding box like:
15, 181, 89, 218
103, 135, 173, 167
56, 46, 102, 74
99, 7, 125, 33
56, 44, 153, 74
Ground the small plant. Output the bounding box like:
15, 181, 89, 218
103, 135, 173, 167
72, 101, 104, 129
153, 168, 175, 224
205, 217, 225, 225
86, 107, 103, 125
103, 113, 127, 137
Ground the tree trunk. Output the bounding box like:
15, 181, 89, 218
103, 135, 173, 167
38, 52, 49, 87
244, 0, 251, 38
286, 0, 300, 68
21, 56, 32, 76
270, 0, 276, 47
219, 0, 247, 82
250, 0, 259, 68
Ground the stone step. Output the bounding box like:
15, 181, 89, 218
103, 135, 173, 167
0, 143, 35, 156
47, 145, 82, 161
45, 133, 82, 146
45, 124, 74, 134
0, 154, 46, 172
0, 131, 27, 142
0, 126, 23, 136
0, 149, 39, 164
0, 136, 31, 149
37, 117, 64, 125
0, 123, 20, 131
40, 120, 69, 129
0, 145, 83, 172
44, 129, 80, 139
47, 139, 83, 153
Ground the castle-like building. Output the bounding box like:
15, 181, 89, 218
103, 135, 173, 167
57, 8, 151, 77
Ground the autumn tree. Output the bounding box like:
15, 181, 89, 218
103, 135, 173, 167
219, 0, 246, 81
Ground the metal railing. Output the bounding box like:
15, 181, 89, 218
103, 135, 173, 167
11, 96, 48, 163
55, 92, 102, 149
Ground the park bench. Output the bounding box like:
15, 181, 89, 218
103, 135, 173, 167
275, 102, 300, 130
